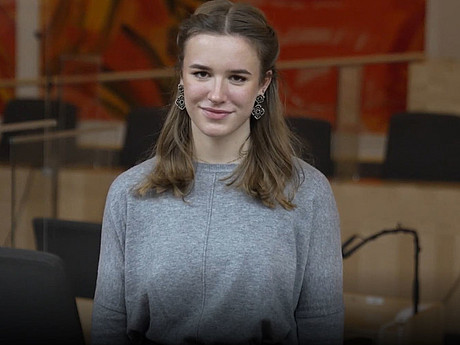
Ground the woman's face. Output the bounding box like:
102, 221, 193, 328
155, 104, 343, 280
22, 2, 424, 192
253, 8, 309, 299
181, 34, 271, 144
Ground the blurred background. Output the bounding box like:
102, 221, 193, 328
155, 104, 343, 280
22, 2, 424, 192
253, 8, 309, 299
0, 1, 459, 344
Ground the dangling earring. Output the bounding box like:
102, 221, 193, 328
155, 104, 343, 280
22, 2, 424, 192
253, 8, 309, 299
175, 84, 186, 110
251, 94, 265, 120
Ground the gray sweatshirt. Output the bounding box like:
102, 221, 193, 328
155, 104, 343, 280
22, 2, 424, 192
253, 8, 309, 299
92, 158, 343, 345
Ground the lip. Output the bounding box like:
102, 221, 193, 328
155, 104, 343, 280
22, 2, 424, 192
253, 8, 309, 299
200, 106, 232, 120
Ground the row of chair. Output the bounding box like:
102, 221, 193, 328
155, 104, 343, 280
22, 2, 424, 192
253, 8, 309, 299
120, 106, 460, 181
1, 97, 460, 180
0, 246, 85, 344
383, 112, 460, 181
33, 218, 102, 299
0, 98, 78, 166
0, 218, 101, 344
0, 98, 165, 169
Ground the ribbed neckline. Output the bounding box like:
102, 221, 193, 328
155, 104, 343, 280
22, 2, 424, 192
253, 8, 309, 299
194, 162, 238, 173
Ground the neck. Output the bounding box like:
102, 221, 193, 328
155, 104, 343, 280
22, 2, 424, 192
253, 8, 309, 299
192, 127, 249, 164
195, 156, 242, 165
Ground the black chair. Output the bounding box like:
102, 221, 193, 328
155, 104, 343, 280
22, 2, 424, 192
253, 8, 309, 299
0, 98, 78, 165
382, 112, 460, 181
33, 217, 102, 299
287, 116, 334, 177
0, 246, 85, 345
120, 106, 166, 168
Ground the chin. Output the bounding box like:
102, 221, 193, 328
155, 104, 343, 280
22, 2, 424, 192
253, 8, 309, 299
201, 130, 229, 138
196, 125, 231, 138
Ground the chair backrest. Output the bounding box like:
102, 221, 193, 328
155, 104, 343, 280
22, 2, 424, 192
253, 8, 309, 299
0, 98, 78, 165
0, 246, 85, 345
287, 117, 334, 177
382, 112, 460, 181
33, 217, 102, 299
120, 106, 166, 168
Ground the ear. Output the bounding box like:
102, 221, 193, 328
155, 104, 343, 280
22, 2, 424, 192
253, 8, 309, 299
259, 70, 273, 94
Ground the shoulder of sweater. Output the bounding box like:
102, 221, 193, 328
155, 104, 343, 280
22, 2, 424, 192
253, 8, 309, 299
293, 157, 334, 200
108, 158, 156, 197
105, 156, 333, 203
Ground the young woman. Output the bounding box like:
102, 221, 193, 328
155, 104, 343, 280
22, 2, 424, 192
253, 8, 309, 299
92, 1, 344, 344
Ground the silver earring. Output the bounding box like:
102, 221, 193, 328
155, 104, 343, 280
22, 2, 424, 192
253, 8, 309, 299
251, 94, 265, 120
175, 84, 186, 110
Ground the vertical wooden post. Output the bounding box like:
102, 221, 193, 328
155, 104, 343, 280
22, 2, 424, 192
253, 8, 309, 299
16, 0, 40, 98
334, 65, 363, 179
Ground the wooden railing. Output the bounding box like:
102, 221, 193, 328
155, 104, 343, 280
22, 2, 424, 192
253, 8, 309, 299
0, 51, 425, 172
0, 52, 424, 88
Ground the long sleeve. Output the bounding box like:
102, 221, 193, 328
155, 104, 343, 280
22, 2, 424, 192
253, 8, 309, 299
90, 159, 344, 344
91, 181, 129, 345
295, 174, 344, 344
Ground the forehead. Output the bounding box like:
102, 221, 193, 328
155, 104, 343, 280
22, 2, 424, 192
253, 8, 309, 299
183, 34, 261, 71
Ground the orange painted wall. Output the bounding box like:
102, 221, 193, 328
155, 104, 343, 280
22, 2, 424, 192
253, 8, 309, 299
256, 0, 425, 132
0, 0, 425, 132
0, 0, 16, 107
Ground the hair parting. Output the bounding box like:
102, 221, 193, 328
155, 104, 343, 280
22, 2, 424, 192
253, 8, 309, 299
136, 0, 302, 210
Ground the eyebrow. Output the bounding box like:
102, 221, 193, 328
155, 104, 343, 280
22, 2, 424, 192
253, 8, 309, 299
188, 64, 252, 75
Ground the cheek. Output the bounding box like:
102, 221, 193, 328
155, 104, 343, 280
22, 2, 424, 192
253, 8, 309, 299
229, 88, 257, 108
184, 84, 205, 103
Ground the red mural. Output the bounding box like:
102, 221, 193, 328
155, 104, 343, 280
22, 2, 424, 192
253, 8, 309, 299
1, 0, 425, 132
252, 0, 425, 131
0, 0, 16, 110
40, 0, 204, 120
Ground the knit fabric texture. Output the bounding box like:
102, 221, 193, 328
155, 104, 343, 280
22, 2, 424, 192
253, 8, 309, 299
92, 158, 344, 345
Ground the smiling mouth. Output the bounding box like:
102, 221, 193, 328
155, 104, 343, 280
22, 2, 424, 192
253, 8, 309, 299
201, 107, 232, 120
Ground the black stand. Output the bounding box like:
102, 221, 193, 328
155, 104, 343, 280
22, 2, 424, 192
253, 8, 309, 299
342, 225, 421, 315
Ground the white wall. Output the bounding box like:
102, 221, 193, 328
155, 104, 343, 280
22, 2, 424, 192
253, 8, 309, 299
15, 0, 40, 97
426, 0, 460, 59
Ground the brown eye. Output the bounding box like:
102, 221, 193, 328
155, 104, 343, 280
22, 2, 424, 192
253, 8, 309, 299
193, 71, 209, 79
230, 75, 247, 83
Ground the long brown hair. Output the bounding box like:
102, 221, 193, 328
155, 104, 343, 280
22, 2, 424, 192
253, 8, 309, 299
137, 0, 301, 210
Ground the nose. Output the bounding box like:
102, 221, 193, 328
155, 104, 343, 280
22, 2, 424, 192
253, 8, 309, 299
208, 78, 226, 103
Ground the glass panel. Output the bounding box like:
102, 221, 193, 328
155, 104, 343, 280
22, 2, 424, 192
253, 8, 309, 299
9, 121, 121, 249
